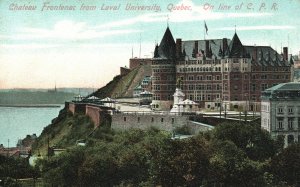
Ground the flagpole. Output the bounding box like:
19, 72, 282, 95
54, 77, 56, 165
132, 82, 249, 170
204, 21, 206, 41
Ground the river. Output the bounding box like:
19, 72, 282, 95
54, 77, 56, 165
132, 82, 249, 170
0, 106, 63, 146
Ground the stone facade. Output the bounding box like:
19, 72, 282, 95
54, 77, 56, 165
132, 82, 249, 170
111, 112, 214, 134
111, 113, 188, 131
261, 82, 300, 146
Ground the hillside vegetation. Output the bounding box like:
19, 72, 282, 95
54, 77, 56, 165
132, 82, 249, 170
32, 109, 95, 155
34, 122, 300, 187
93, 65, 146, 98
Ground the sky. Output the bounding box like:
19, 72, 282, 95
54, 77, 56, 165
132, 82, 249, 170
0, 0, 300, 89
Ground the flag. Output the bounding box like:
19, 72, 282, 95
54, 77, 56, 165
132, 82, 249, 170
204, 21, 208, 35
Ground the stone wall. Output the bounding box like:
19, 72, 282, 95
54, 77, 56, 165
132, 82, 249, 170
68, 102, 86, 114
111, 113, 189, 131
86, 105, 102, 126
111, 113, 215, 134
186, 121, 214, 134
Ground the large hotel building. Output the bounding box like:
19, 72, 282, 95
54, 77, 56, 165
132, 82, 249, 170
131, 27, 294, 111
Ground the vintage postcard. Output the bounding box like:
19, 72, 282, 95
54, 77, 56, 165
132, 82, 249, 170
0, 0, 299, 186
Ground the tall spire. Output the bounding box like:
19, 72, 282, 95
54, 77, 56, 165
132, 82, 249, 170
228, 32, 247, 58
155, 27, 176, 59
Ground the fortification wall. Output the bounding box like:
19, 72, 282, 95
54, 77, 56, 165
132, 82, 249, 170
111, 114, 189, 131
68, 102, 86, 114
68, 103, 75, 114
85, 105, 101, 126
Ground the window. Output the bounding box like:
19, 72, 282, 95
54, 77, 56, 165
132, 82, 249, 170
188, 85, 194, 90
233, 74, 239, 80
161, 118, 164, 123
151, 117, 154, 123
153, 85, 160, 91
188, 76, 194, 80
224, 83, 228, 90
153, 94, 161, 100
261, 75, 267, 79
171, 118, 175, 124
288, 107, 293, 114
278, 107, 283, 114
251, 84, 256, 91
234, 85, 238, 90
138, 117, 140, 123
207, 95, 211, 101
278, 120, 283, 129
124, 117, 127, 122
261, 84, 268, 91
288, 118, 294, 129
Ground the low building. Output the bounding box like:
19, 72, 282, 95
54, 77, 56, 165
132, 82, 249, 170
261, 82, 300, 146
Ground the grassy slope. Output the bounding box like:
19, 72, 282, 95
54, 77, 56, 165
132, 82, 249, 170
32, 109, 94, 156
93, 66, 143, 98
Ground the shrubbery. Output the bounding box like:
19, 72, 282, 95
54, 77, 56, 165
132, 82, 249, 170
35, 122, 299, 186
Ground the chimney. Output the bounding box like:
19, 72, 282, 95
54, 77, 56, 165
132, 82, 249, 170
176, 38, 182, 59
222, 38, 228, 53
283, 47, 288, 61
252, 46, 257, 61
205, 40, 209, 57
194, 41, 198, 56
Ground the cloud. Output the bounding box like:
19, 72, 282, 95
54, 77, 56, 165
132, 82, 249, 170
0, 44, 60, 49
215, 25, 296, 31
0, 20, 141, 41
94, 13, 167, 29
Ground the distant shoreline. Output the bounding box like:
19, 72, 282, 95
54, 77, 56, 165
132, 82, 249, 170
0, 104, 62, 108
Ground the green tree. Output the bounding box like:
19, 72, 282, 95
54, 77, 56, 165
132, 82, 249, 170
213, 122, 277, 161
40, 147, 85, 186
207, 140, 266, 186
150, 137, 209, 186
270, 143, 300, 186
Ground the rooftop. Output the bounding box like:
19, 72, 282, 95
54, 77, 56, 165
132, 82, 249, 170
262, 82, 300, 100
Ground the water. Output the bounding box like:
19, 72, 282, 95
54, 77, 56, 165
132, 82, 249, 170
0, 106, 63, 146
